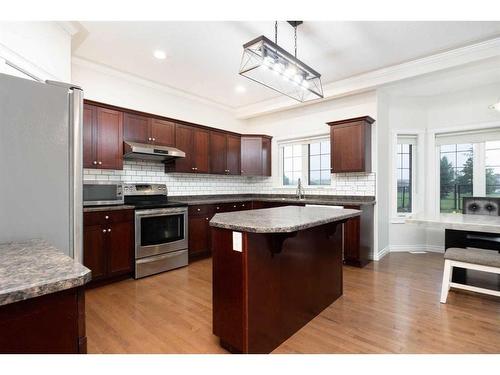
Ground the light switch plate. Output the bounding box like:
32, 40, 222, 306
232, 231, 242, 252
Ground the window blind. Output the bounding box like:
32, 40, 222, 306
435, 128, 500, 146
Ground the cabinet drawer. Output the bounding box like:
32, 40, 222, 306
189, 204, 214, 217
84, 209, 134, 226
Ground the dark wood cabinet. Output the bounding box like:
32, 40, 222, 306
188, 204, 214, 260
124, 113, 175, 147
241, 135, 272, 176
151, 118, 175, 146
83, 104, 123, 170
123, 113, 150, 143
226, 135, 241, 175
209, 132, 241, 175
327, 116, 374, 173
169, 125, 209, 173
343, 204, 371, 267
83, 209, 134, 284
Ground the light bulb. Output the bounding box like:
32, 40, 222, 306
263, 56, 274, 67
284, 66, 297, 78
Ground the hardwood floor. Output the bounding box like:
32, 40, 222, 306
85, 252, 500, 354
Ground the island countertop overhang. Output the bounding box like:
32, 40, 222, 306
209, 205, 361, 233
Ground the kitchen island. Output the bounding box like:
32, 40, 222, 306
209, 205, 361, 354
0, 239, 91, 353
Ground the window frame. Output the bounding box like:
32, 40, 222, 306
392, 134, 418, 221
277, 135, 331, 188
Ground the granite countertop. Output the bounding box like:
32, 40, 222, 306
406, 213, 500, 234
174, 194, 375, 207
0, 239, 91, 306
83, 204, 135, 213
210, 205, 361, 233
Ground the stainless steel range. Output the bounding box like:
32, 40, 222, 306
124, 183, 188, 278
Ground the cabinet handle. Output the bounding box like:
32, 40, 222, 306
197, 208, 201, 212
205, 217, 209, 221
242, 204, 245, 207
152, 138, 156, 141
233, 205, 236, 208
107, 228, 111, 232
148, 137, 152, 141
93, 161, 97, 165
241, 170, 244, 173
102, 229, 107, 233
191, 167, 195, 171
216, 206, 220, 210
98, 161, 102, 165
105, 215, 109, 220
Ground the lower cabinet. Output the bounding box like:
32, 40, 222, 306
188, 205, 214, 260
83, 209, 134, 284
343, 205, 370, 267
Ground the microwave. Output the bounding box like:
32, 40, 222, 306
83, 181, 124, 206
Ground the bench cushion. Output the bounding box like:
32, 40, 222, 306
445, 247, 500, 268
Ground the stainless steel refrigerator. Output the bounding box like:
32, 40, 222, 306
0, 72, 83, 261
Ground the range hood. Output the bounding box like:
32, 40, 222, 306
123, 141, 185, 161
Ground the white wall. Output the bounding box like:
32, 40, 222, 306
0, 22, 72, 81
71, 59, 246, 134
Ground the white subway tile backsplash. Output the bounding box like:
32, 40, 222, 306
83, 160, 376, 196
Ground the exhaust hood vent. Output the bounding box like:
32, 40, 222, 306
123, 141, 185, 161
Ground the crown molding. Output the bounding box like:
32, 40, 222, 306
71, 56, 234, 113
235, 37, 500, 119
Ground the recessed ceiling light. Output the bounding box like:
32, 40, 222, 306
235, 85, 246, 94
153, 50, 167, 60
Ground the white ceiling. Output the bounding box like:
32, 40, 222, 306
72, 21, 500, 109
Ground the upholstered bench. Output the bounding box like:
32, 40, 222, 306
440, 247, 500, 303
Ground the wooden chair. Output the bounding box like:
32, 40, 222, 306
440, 247, 500, 303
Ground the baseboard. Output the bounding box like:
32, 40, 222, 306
389, 244, 445, 253
374, 246, 390, 261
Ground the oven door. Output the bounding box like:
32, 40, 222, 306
135, 207, 188, 258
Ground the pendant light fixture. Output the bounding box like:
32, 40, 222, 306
239, 21, 324, 103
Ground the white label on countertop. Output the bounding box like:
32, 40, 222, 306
233, 231, 242, 252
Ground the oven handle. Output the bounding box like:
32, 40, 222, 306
135, 207, 187, 218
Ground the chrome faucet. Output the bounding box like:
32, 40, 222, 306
296, 178, 305, 200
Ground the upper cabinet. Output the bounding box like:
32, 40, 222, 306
241, 136, 272, 176
83, 104, 123, 170
167, 124, 209, 173
327, 116, 374, 173
124, 113, 175, 146
83, 100, 271, 175
209, 131, 241, 175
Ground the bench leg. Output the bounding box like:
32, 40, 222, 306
440, 260, 452, 303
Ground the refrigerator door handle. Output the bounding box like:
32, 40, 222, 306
68, 86, 84, 263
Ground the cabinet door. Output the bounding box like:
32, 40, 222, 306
174, 125, 194, 172
188, 215, 211, 258
107, 221, 134, 276
193, 129, 210, 173
241, 137, 262, 176
226, 135, 241, 175
151, 118, 175, 146
96, 107, 123, 170
209, 131, 227, 174
343, 215, 361, 263
262, 137, 272, 176
83, 225, 107, 281
83, 104, 97, 168
123, 113, 151, 143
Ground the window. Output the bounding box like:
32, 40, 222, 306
396, 143, 412, 213
282, 145, 302, 186
486, 141, 500, 197
280, 137, 331, 187
439, 144, 473, 213
308, 141, 331, 185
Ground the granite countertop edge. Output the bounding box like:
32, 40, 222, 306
175, 195, 376, 206
210, 207, 361, 233
0, 272, 91, 306
83, 204, 135, 212
0, 239, 92, 307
